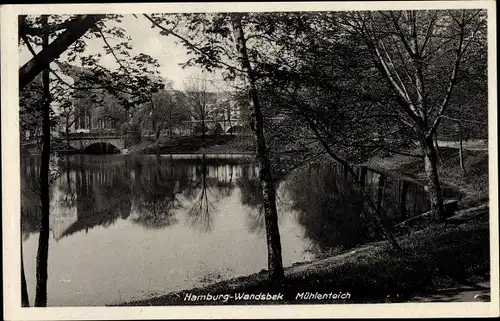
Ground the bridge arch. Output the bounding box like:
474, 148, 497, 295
226, 125, 245, 134
82, 142, 121, 154
66, 134, 125, 153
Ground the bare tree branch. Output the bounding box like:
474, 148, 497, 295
379, 38, 412, 103
389, 11, 416, 58
95, 24, 132, 75
427, 10, 467, 138
143, 14, 244, 74
420, 11, 438, 55
361, 18, 422, 127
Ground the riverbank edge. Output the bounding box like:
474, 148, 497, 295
124, 135, 255, 155
114, 148, 490, 306
115, 205, 489, 306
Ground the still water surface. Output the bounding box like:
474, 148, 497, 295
22, 154, 316, 306
21, 154, 435, 306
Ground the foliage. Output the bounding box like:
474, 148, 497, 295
19, 74, 58, 140
131, 83, 190, 138
19, 14, 167, 137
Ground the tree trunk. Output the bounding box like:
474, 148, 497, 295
399, 181, 409, 220
376, 174, 386, 219
21, 242, 29, 307
169, 108, 175, 138
228, 108, 233, 136
231, 14, 284, 282
434, 131, 443, 165
65, 154, 72, 196
65, 122, 70, 150
169, 110, 173, 138
422, 135, 445, 221
35, 15, 51, 307
359, 167, 367, 189
151, 113, 157, 141
201, 115, 206, 142
458, 122, 465, 173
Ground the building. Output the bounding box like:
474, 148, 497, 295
61, 65, 129, 134
58, 64, 246, 138
184, 89, 244, 135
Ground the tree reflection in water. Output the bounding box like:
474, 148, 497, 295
238, 165, 266, 236
129, 155, 242, 232
22, 155, 375, 258
131, 156, 180, 229
20, 155, 263, 238
186, 156, 223, 233
21, 154, 262, 238
284, 164, 372, 256
237, 165, 294, 236
59, 156, 132, 238
21, 156, 42, 241
58, 156, 77, 210
213, 164, 234, 198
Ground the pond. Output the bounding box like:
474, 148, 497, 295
20, 154, 447, 306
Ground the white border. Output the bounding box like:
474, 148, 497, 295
2, 1, 498, 320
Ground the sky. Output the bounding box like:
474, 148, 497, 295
18, 14, 227, 92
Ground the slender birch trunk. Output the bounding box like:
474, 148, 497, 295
421, 135, 445, 221
21, 241, 29, 307
230, 14, 285, 282
34, 15, 51, 307
458, 120, 466, 173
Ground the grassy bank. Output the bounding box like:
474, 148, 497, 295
362, 146, 489, 209
129, 135, 256, 155
117, 207, 489, 306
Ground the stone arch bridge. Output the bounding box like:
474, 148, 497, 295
66, 132, 126, 152
64, 118, 248, 153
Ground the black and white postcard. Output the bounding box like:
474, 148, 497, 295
1, 1, 498, 319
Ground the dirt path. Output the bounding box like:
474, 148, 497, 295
409, 281, 491, 302
436, 140, 488, 151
